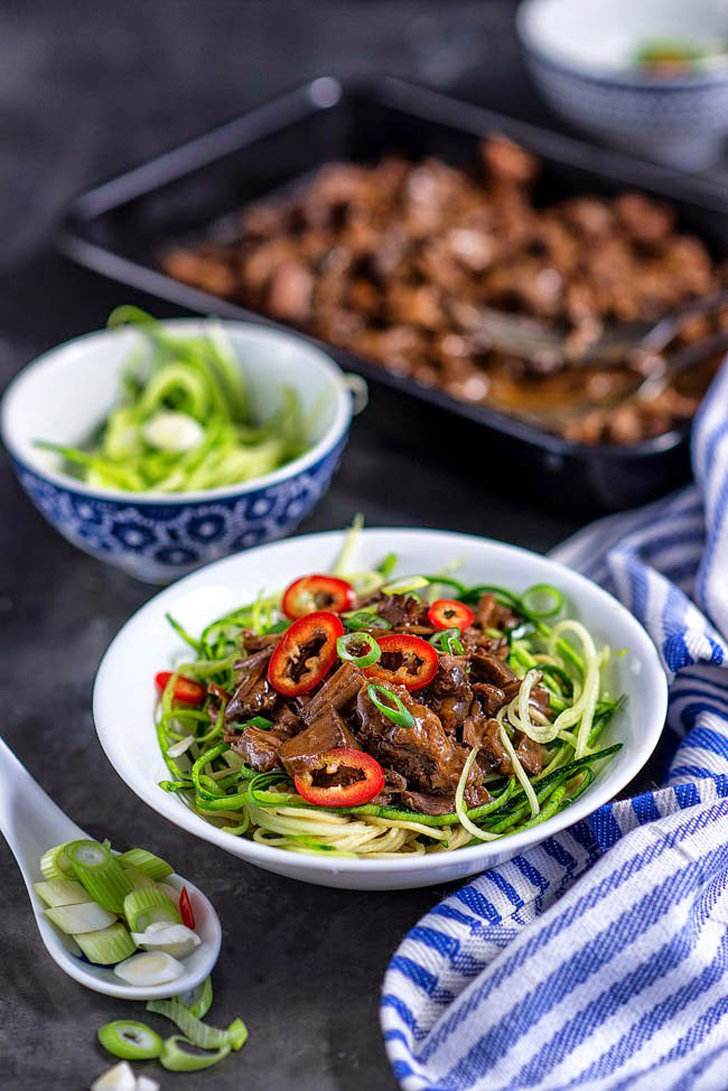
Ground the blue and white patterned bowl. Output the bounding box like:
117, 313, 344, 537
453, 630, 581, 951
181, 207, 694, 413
0, 320, 356, 583
518, 0, 728, 170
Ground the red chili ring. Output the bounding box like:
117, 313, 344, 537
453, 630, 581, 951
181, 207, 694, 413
364, 633, 438, 690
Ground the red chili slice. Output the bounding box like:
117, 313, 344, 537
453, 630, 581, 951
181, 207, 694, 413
282, 574, 355, 620
293, 747, 385, 807
268, 610, 344, 696
179, 886, 195, 930
155, 671, 207, 706
364, 633, 438, 690
427, 599, 475, 631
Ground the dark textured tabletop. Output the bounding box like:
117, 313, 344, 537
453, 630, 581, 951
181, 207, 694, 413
0, 2, 676, 1088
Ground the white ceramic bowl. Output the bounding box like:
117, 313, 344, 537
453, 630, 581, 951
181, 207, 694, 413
518, 0, 728, 169
92, 528, 668, 890
0, 320, 355, 583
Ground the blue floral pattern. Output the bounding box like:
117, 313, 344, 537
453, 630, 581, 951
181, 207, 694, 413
13, 438, 347, 583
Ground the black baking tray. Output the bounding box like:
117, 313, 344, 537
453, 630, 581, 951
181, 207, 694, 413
58, 76, 728, 513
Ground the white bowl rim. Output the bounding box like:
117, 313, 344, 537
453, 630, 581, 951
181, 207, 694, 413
0, 319, 353, 505
517, 0, 728, 89
92, 527, 668, 878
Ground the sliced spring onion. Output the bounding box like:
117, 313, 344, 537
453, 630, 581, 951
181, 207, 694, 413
90, 1061, 138, 1091
33, 878, 88, 907
344, 610, 391, 632
40, 843, 73, 881
366, 684, 415, 729
131, 923, 200, 960
429, 627, 465, 655
75, 923, 137, 965
114, 951, 185, 986
376, 552, 398, 579
142, 410, 205, 453
330, 514, 363, 576
45, 902, 117, 934
117, 848, 173, 881
176, 976, 213, 1019
241, 715, 274, 730
66, 840, 132, 913
148, 998, 248, 1052
336, 632, 381, 668
136, 1078, 160, 1091
159, 1035, 231, 1072
122, 866, 158, 891
521, 583, 565, 619
123, 888, 181, 932
166, 735, 195, 759
382, 575, 429, 595
98, 1019, 163, 1060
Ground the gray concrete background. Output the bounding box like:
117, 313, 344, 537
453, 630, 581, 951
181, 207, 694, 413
0, 1, 703, 1087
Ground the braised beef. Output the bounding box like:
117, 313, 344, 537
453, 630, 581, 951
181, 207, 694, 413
400, 789, 456, 816
376, 593, 433, 631
278, 712, 357, 778
225, 726, 285, 771
470, 653, 519, 690
163, 135, 722, 445
515, 732, 543, 776
462, 711, 512, 776
419, 654, 473, 733
472, 682, 507, 716
225, 651, 278, 725
301, 661, 365, 724
217, 575, 555, 816
238, 628, 283, 655
356, 682, 466, 794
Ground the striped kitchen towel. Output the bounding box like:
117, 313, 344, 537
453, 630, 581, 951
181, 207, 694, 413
381, 362, 728, 1091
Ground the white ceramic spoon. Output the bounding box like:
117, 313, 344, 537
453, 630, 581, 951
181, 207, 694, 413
0, 736, 221, 999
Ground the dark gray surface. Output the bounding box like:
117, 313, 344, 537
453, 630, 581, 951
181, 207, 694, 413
0, 2, 585, 1088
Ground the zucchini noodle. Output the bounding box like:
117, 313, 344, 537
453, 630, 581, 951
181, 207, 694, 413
154, 552, 625, 858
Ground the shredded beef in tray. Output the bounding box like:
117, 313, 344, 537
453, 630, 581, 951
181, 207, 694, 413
163, 135, 726, 447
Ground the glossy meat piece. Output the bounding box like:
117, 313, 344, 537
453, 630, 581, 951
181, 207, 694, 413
278, 712, 357, 779
224, 726, 285, 771
301, 661, 365, 724
419, 653, 473, 734
356, 682, 467, 794
225, 650, 278, 724
375, 593, 433, 631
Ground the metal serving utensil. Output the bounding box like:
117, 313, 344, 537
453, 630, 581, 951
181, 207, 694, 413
473, 286, 728, 375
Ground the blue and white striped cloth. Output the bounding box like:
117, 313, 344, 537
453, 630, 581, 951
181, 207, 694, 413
382, 361, 728, 1091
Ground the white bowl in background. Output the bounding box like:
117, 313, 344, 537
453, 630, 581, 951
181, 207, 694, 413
1, 321, 356, 582
518, 0, 728, 169
92, 528, 668, 891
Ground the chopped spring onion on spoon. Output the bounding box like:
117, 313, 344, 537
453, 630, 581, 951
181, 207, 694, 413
123, 888, 180, 932
66, 841, 132, 913
131, 923, 200, 960
40, 843, 73, 880
33, 878, 89, 907
117, 849, 173, 881
45, 902, 117, 934
98, 1020, 163, 1061
114, 951, 185, 986
121, 867, 157, 891
76, 923, 137, 965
